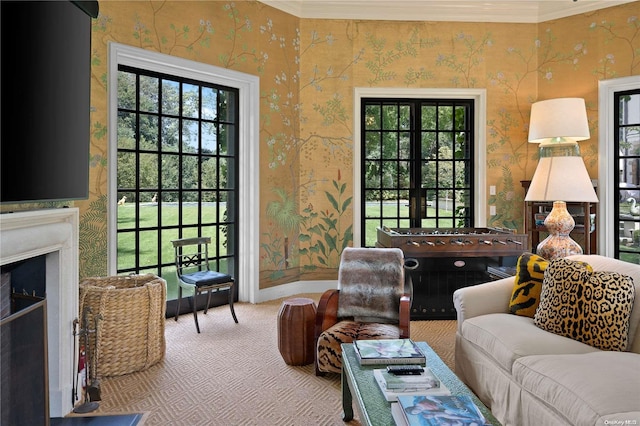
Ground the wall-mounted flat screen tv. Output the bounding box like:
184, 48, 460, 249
1, 1, 98, 203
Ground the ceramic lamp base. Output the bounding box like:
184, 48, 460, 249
537, 201, 583, 260
536, 234, 583, 260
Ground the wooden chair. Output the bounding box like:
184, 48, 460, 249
314, 247, 413, 375
171, 237, 238, 333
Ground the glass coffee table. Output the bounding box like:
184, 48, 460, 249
340, 341, 501, 425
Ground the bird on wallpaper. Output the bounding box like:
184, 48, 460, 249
628, 198, 640, 216
151, 193, 157, 203
117, 196, 127, 206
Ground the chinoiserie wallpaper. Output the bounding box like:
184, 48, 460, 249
4, 1, 639, 290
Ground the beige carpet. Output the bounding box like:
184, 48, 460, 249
89, 294, 456, 425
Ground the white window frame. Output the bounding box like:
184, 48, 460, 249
107, 42, 260, 302
598, 75, 640, 257
352, 87, 487, 246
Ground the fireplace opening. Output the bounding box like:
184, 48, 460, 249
1, 255, 47, 312
1, 208, 80, 418
1, 256, 49, 425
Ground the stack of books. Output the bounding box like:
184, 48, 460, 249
391, 395, 487, 426
373, 367, 450, 402
354, 338, 426, 365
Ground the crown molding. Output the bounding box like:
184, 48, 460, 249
259, 1, 637, 23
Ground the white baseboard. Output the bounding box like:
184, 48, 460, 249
256, 280, 337, 303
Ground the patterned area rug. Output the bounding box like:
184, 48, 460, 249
89, 294, 456, 425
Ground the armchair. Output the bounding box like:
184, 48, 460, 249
314, 247, 413, 375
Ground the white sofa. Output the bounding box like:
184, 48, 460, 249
453, 255, 640, 426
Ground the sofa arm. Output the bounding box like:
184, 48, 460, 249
453, 277, 515, 330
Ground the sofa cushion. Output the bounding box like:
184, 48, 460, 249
460, 313, 599, 373
513, 352, 640, 425
509, 252, 548, 317
534, 258, 635, 351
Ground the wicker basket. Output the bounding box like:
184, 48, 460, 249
79, 274, 166, 377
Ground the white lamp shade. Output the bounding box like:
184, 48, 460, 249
528, 98, 590, 144
525, 155, 598, 203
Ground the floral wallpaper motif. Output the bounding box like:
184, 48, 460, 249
4, 1, 637, 290
589, 14, 640, 78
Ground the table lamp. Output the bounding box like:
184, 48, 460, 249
525, 98, 598, 260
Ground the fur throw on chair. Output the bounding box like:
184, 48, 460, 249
315, 247, 409, 374
337, 247, 405, 324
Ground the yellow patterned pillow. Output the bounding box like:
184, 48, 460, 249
533, 258, 635, 351
509, 253, 548, 317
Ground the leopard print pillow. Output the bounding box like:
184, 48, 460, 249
509, 253, 592, 317
534, 258, 635, 351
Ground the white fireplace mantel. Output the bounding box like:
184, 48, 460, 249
0, 208, 79, 418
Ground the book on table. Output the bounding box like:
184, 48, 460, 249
393, 395, 488, 426
381, 367, 441, 390
353, 338, 426, 365
373, 369, 451, 402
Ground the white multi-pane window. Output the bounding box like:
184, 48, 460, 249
116, 65, 239, 313
615, 89, 640, 263
361, 98, 475, 247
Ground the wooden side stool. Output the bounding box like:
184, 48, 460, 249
277, 298, 317, 365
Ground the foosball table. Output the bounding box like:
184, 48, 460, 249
376, 227, 528, 320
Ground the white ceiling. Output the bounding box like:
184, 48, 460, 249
259, 0, 637, 23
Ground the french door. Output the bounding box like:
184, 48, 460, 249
115, 65, 239, 317
615, 89, 640, 264
361, 98, 475, 247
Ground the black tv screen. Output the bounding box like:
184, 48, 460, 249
1, 1, 98, 203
